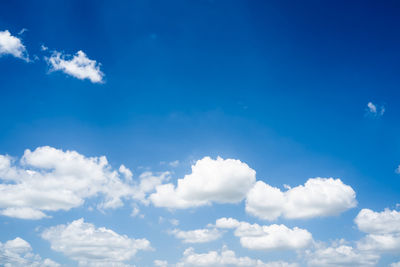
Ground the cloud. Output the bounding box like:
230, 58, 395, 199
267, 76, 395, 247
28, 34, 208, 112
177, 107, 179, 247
305, 240, 379, 266
356, 208, 400, 252
245, 178, 356, 221
0, 237, 60, 267
215, 218, 313, 251
132, 171, 170, 205
366, 102, 385, 117
41, 218, 151, 266
150, 156, 256, 209
0, 30, 29, 61
391, 262, 400, 267
355, 208, 400, 235
154, 260, 169, 267
0, 146, 134, 219
46, 50, 104, 83
176, 246, 299, 267
170, 228, 222, 243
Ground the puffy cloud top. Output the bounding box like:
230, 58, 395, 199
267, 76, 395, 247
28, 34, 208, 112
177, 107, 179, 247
41, 218, 151, 266
215, 218, 313, 251
150, 156, 256, 208
0, 146, 133, 219
246, 178, 357, 220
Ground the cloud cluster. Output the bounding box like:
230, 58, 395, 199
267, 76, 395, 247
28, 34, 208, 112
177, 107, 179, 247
41, 218, 151, 266
46, 50, 104, 83
305, 240, 379, 266
245, 178, 357, 221
0, 30, 29, 61
215, 218, 313, 251
0, 146, 134, 219
356, 208, 400, 252
176, 246, 298, 267
150, 157, 256, 208
0, 237, 59, 267
0, 28, 105, 83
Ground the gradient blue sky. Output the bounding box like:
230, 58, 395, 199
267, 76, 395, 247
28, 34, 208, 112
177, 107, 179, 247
1, 1, 400, 266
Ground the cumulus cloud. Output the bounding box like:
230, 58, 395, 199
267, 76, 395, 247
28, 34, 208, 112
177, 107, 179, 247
366, 102, 385, 117
0, 146, 135, 219
356, 208, 400, 252
245, 178, 357, 221
176, 246, 298, 267
46, 50, 104, 83
305, 240, 379, 266
215, 218, 313, 251
132, 171, 170, 205
0, 237, 59, 267
150, 157, 256, 209
41, 218, 151, 266
0, 30, 29, 61
170, 228, 222, 243
355, 208, 400, 235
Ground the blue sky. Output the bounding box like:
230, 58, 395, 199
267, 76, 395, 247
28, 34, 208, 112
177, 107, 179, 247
1, 0, 400, 266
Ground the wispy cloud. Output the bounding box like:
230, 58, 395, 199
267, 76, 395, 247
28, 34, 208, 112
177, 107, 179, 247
45, 50, 104, 83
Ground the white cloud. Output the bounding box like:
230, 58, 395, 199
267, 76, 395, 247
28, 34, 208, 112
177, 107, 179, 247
355, 208, 400, 253
0, 30, 29, 61
245, 178, 356, 221
0, 146, 133, 219
132, 171, 170, 205
41, 218, 151, 266
215, 218, 312, 251
170, 228, 222, 243
355, 208, 400, 235
150, 156, 256, 209
366, 102, 385, 117
215, 217, 240, 229
0, 237, 60, 267
305, 240, 379, 266
46, 50, 104, 83
391, 262, 400, 267
154, 260, 169, 267
176, 246, 298, 267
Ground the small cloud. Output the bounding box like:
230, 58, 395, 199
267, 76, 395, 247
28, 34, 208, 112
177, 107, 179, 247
170, 219, 179, 226
45, 50, 104, 83
18, 28, 28, 35
395, 165, 400, 174
169, 160, 179, 168
0, 30, 29, 61
366, 102, 385, 117
40, 44, 48, 51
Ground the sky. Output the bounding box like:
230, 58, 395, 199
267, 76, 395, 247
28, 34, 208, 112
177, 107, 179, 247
0, 0, 400, 266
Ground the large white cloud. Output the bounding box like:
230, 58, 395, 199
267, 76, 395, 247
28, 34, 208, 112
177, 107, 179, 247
0, 30, 29, 61
170, 228, 222, 243
356, 208, 400, 253
0, 146, 136, 219
245, 178, 357, 221
41, 218, 151, 266
46, 50, 104, 83
150, 156, 256, 209
176, 246, 298, 267
215, 218, 313, 251
355, 208, 400, 235
305, 240, 380, 266
0, 237, 59, 267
